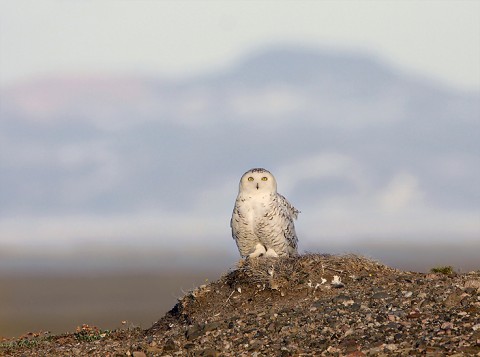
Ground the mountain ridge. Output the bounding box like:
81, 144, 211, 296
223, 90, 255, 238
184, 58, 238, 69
0, 46, 478, 248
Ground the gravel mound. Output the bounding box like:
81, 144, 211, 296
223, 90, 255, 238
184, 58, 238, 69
2, 254, 479, 356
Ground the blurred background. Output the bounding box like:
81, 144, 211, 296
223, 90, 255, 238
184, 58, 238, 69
0, 0, 479, 338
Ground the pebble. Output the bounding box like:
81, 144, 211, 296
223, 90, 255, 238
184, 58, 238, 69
204, 321, 222, 332
185, 324, 204, 340
163, 339, 176, 351
132, 352, 146, 357
332, 294, 352, 303
464, 279, 480, 289
372, 291, 390, 299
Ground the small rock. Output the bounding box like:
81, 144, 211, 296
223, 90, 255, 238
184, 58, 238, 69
331, 275, 345, 288
465, 287, 477, 294
367, 346, 383, 354
350, 303, 361, 311
345, 352, 366, 357
132, 352, 147, 357
384, 343, 397, 351
163, 338, 176, 351
146, 346, 163, 354
441, 322, 453, 330
248, 339, 262, 350
312, 300, 324, 308
372, 291, 390, 299
394, 333, 404, 341
204, 321, 222, 332
407, 311, 422, 319
201, 348, 217, 357
342, 299, 355, 307
444, 291, 467, 307
186, 324, 204, 340
332, 294, 352, 303
385, 322, 399, 330
464, 279, 480, 290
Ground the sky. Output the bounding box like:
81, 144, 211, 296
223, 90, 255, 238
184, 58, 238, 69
0, 0, 479, 91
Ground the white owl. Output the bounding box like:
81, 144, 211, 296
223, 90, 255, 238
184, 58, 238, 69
231, 168, 299, 258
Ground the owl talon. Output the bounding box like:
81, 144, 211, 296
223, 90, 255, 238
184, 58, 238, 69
248, 243, 266, 258
265, 249, 279, 258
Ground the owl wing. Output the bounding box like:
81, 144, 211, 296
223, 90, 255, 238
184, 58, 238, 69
275, 193, 300, 251
277, 193, 300, 220
230, 203, 240, 240
231, 200, 255, 257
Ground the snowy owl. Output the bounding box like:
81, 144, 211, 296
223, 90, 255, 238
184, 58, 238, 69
230, 168, 299, 258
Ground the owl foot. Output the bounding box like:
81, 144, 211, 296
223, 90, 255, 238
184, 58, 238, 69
248, 243, 267, 258
265, 248, 279, 258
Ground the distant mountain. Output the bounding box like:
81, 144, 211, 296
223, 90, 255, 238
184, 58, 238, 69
0, 46, 479, 247
218, 47, 399, 87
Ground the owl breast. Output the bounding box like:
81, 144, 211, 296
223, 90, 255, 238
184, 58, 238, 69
231, 194, 270, 257
232, 193, 298, 257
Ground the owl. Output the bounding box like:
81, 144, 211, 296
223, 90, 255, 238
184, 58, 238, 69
230, 168, 299, 258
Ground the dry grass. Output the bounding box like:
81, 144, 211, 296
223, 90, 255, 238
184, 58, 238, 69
222, 253, 396, 292
430, 265, 455, 275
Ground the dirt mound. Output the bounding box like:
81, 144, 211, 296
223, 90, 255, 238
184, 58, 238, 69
148, 254, 397, 334
2, 254, 479, 356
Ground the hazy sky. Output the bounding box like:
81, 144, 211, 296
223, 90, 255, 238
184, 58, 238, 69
0, 0, 479, 90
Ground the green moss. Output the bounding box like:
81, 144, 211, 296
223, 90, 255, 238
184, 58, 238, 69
0, 335, 47, 351
0, 326, 111, 352
430, 265, 454, 275
73, 326, 111, 342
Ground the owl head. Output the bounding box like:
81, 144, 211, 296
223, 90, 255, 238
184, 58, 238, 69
239, 168, 277, 194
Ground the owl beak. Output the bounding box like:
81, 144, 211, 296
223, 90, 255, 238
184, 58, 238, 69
256, 183, 259, 190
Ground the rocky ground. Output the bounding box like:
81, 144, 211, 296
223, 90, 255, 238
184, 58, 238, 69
1, 254, 479, 356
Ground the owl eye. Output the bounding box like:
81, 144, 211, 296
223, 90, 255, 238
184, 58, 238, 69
261, 177, 268, 181
247, 177, 254, 181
